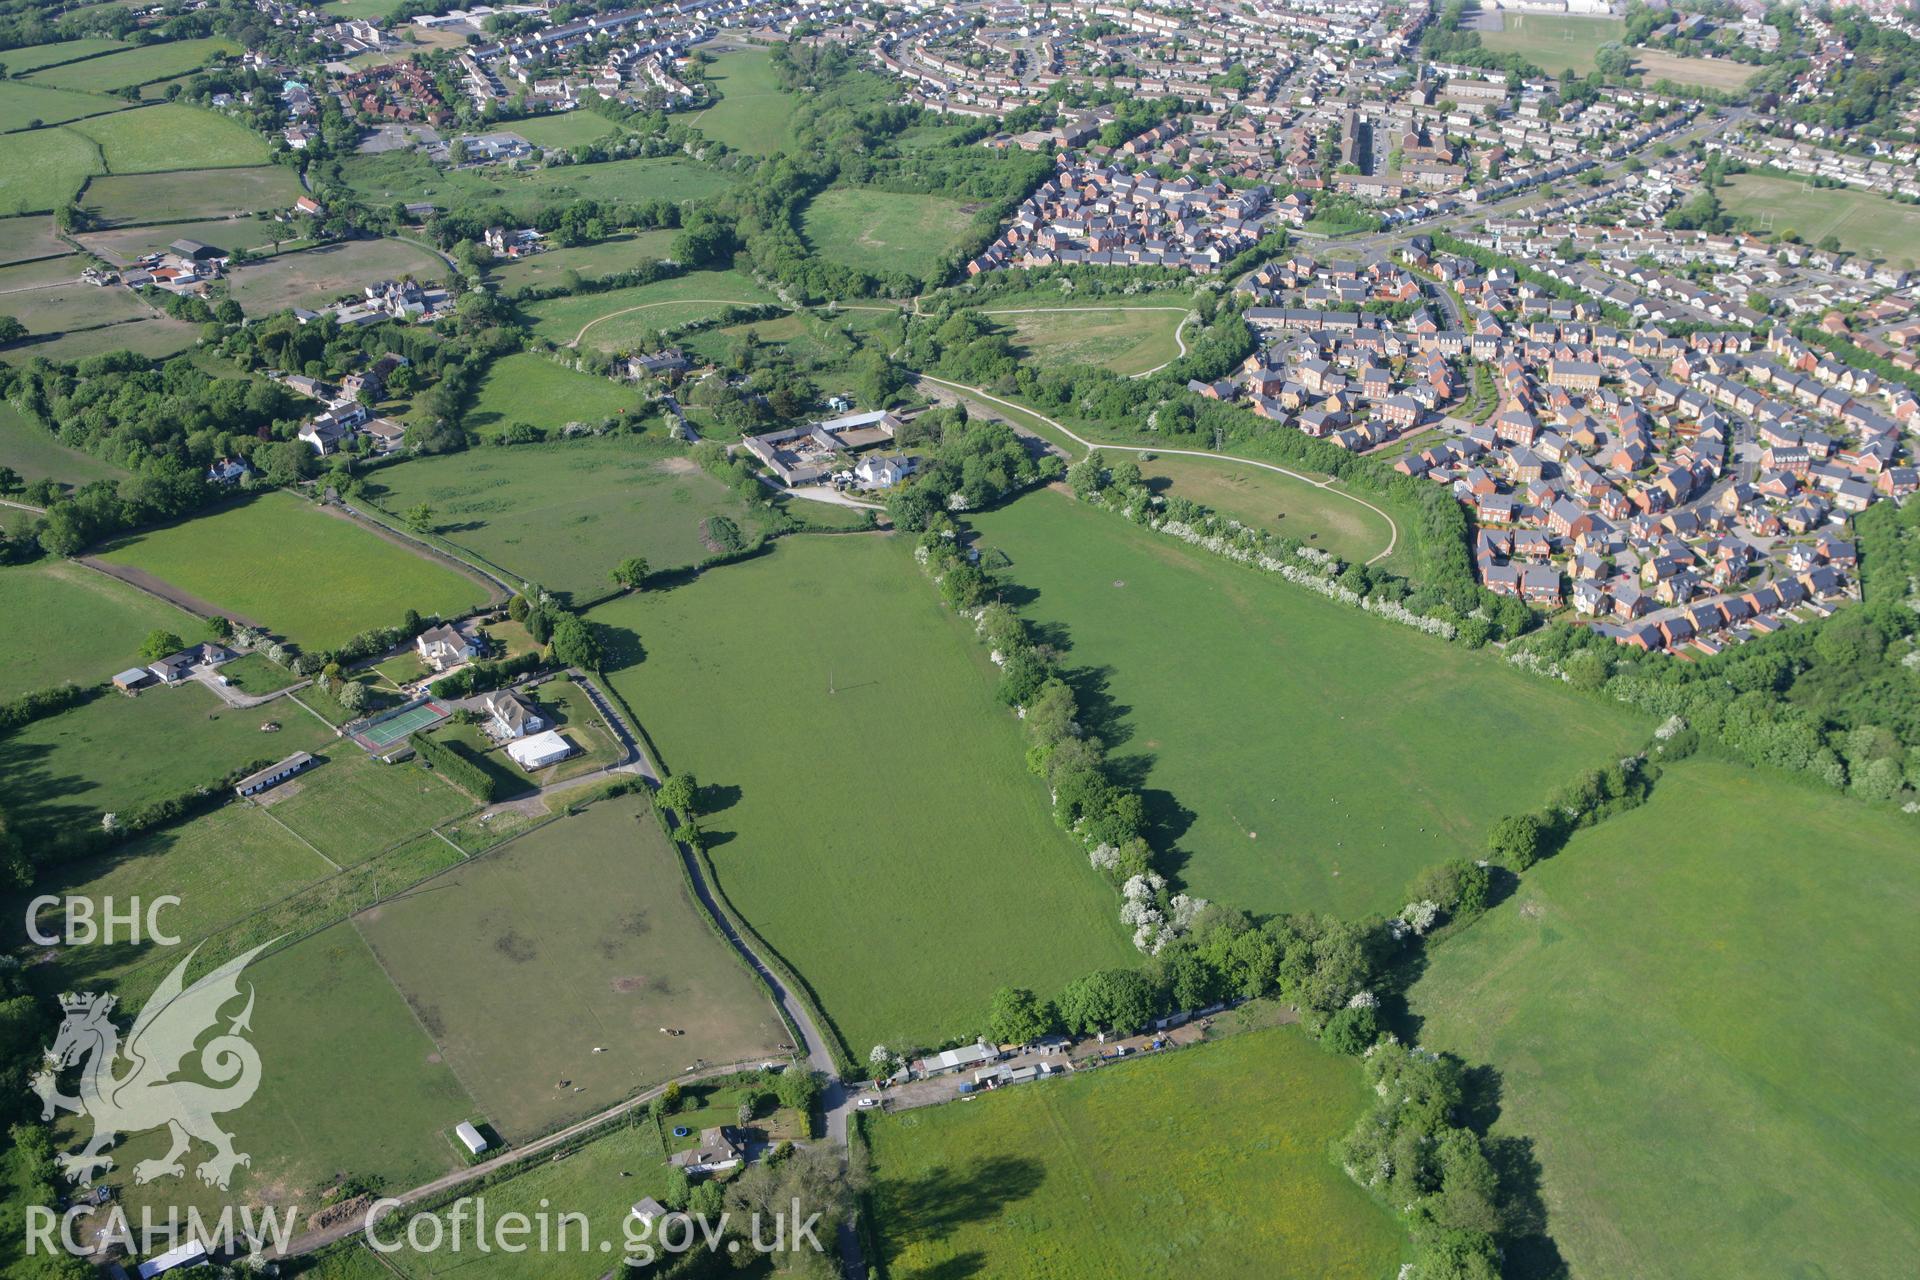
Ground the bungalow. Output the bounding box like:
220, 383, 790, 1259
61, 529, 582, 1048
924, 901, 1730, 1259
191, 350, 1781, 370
235, 752, 315, 798
668, 1126, 744, 1175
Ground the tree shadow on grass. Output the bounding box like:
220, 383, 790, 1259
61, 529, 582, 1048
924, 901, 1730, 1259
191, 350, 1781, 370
899, 1251, 990, 1280
1488, 1133, 1567, 1280
696, 781, 742, 816
876, 1156, 1045, 1254
595, 622, 647, 671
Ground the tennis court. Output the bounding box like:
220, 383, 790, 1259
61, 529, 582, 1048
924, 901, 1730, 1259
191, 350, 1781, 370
352, 699, 450, 751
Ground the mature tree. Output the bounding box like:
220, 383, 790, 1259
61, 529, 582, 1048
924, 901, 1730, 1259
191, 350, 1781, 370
774, 1066, 822, 1114
1485, 812, 1545, 870
610, 555, 650, 589
548, 613, 602, 670
405, 502, 435, 532
657, 772, 697, 815
985, 986, 1056, 1045
1056, 967, 1154, 1036
139, 629, 185, 661
721, 1143, 862, 1278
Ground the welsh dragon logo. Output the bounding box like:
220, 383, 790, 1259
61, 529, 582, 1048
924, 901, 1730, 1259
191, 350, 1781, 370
32, 941, 275, 1191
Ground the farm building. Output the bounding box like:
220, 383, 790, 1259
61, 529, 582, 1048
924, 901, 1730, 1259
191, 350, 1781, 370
135, 1239, 209, 1279
506, 729, 574, 770
630, 1197, 668, 1225
113, 668, 154, 693
235, 752, 316, 798
455, 1120, 489, 1155
916, 1042, 996, 1077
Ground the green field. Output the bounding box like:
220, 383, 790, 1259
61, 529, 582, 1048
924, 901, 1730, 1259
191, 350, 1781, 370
520, 269, 777, 351
690, 49, 799, 154
61, 923, 479, 1226
466, 352, 646, 436
70, 102, 269, 172
0, 312, 198, 364
488, 228, 677, 292
26, 36, 237, 92
0, 80, 127, 131
367, 436, 761, 602
800, 186, 975, 281
868, 1025, 1405, 1278
355, 798, 789, 1140
592, 533, 1137, 1056
502, 108, 621, 150
0, 400, 126, 485
1471, 12, 1625, 77
967, 492, 1649, 918
1410, 759, 1920, 1279
225, 237, 446, 312
21, 799, 336, 994
0, 36, 127, 73
0, 558, 203, 699
0, 252, 158, 338
260, 750, 475, 867
1139, 454, 1393, 565
97, 491, 487, 650
1723, 173, 1920, 270
0, 125, 101, 213
0, 213, 73, 264
82, 164, 304, 222
0, 679, 332, 834
326, 1113, 687, 1274
992, 303, 1190, 377
343, 151, 733, 220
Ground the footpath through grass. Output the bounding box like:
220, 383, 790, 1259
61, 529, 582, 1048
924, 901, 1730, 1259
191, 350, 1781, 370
867, 1023, 1405, 1278
592, 533, 1136, 1055
968, 491, 1648, 918
1409, 758, 1920, 1280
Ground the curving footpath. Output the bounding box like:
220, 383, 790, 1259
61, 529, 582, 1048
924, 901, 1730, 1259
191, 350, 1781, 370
913, 372, 1400, 566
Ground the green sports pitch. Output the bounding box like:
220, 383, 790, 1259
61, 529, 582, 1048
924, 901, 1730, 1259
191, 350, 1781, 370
352, 698, 450, 750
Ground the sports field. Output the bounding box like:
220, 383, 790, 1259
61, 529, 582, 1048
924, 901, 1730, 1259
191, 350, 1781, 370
355, 798, 789, 1139
1139, 454, 1394, 565
690, 48, 799, 154
96, 491, 487, 650
868, 1025, 1405, 1278
1410, 759, 1920, 1279
82, 164, 304, 223
521, 269, 778, 351
487, 228, 677, 292
351, 700, 452, 751
342, 151, 733, 220
1722, 173, 1920, 270
1471, 12, 1624, 77
501, 108, 620, 150
225, 237, 446, 312
466, 352, 645, 435
967, 492, 1648, 918
0, 400, 125, 485
592, 533, 1138, 1056
0, 679, 332, 834
25, 37, 237, 92
0, 80, 128, 131
0, 558, 201, 699
800, 186, 975, 280
262, 748, 473, 865
0, 126, 101, 214
993, 303, 1190, 377
1632, 47, 1760, 94
367, 436, 761, 602
69, 102, 269, 172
